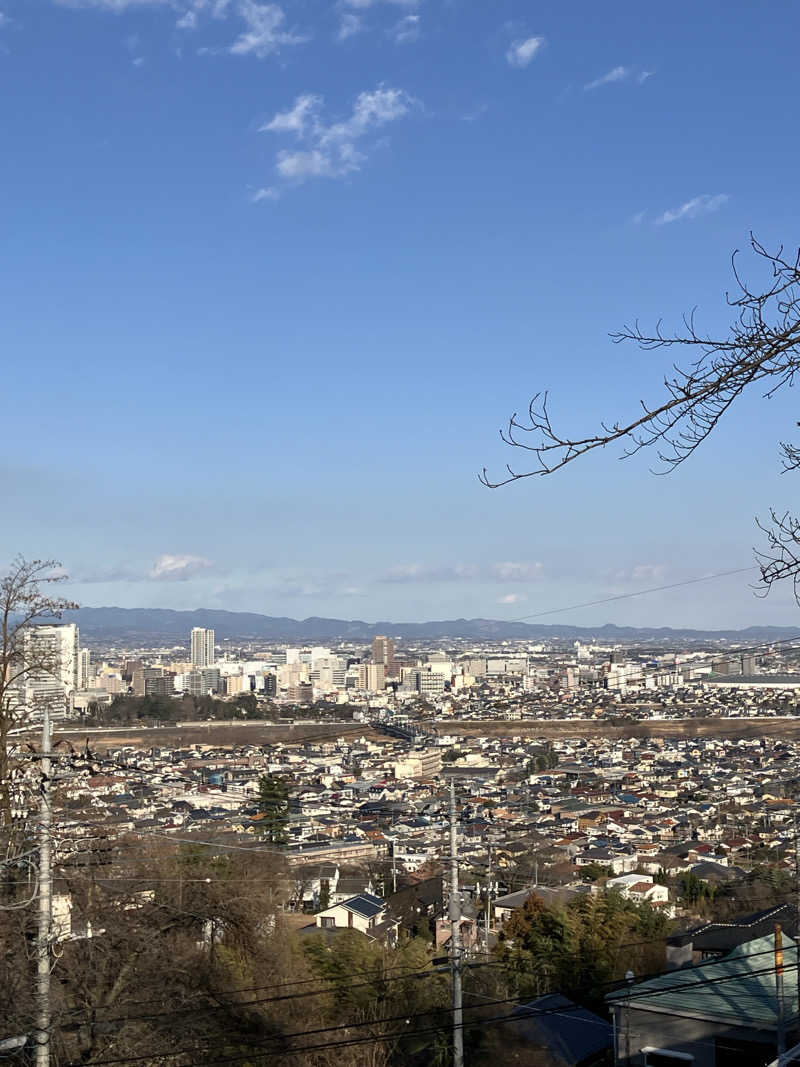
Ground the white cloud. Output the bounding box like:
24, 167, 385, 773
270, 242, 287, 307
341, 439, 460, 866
631, 209, 645, 225
176, 8, 198, 29
506, 35, 544, 68
150, 554, 213, 580
53, 0, 170, 9
637, 69, 655, 84
260, 85, 415, 188
276, 148, 344, 179
228, 1, 307, 57
497, 593, 526, 605
337, 12, 362, 39
381, 561, 544, 584
342, 0, 418, 7
655, 193, 729, 226
262, 93, 321, 135
251, 185, 280, 202
391, 13, 419, 43
381, 563, 480, 583
489, 561, 544, 582
584, 65, 630, 90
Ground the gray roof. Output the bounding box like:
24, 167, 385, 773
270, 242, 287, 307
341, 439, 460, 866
513, 994, 612, 1065
607, 933, 798, 1028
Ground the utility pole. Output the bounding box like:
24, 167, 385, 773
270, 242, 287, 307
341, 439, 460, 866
35, 703, 53, 1067
484, 845, 492, 956
776, 923, 786, 1059
793, 813, 800, 1028
449, 778, 464, 1067
624, 970, 635, 1066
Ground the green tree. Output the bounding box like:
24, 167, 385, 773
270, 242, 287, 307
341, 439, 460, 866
318, 880, 330, 911
234, 692, 258, 717
256, 774, 289, 844
499, 892, 671, 1003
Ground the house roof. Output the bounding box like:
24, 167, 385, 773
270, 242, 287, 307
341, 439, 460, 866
668, 903, 797, 952
607, 933, 799, 1028
341, 893, 385, 919
513, 994, 613, 1065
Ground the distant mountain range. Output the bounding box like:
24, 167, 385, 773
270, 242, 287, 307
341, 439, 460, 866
61, 607, 800, 645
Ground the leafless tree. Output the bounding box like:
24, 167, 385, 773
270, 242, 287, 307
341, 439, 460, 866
480, 236, 800, 596
0, 556, 78, 838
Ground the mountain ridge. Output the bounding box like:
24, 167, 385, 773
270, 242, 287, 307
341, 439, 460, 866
61, 606, 800, 644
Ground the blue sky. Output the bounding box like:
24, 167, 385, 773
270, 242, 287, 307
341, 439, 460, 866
3, 0, 800, 628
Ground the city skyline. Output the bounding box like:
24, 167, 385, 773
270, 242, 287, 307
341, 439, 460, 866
3, 1, 800, 626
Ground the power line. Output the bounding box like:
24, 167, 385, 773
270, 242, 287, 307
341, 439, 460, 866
505, 566, 757, 623
72, 950, 800, 1066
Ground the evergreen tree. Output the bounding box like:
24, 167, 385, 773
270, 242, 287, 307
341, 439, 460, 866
256, 774, 289, 844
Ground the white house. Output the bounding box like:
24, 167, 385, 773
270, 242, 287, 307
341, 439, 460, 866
315, 892, 386, 935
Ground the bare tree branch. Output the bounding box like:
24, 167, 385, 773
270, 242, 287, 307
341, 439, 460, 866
481, 236, 800, 487
480, 235, 800, 601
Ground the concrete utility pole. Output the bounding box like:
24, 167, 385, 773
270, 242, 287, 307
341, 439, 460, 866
35, 704, 53, 1067
449, 778, 464, 1067
624, 970, 635, 1067
775, 924, 786, 1059
484, 845, 492, 956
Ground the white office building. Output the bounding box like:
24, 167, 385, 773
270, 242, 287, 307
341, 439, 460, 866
190, 627, 215, 668
16, 623, 79, 717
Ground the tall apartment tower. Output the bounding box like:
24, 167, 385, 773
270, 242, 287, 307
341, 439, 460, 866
190, 627, 215, 668
78, 648, 91, 689
372, 634, 395, 666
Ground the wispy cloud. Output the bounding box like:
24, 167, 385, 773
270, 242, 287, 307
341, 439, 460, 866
461, 102, 488, 123
228, 1, 307, 57
655, 193, 729, 226
53, 0, 171, 9
489, 561, 544, 582
341, 0, 418, 7
336, 11, 363, 39
584, 65, 630, 90
381, 561, 544, 584
506, 35, 544, 69
258, 85, 416, 189
584, 65, 655, 91
124, 30, 145, 65
69, 554, 215, 584
497, 593, 526, 605
390, 13, 419, 44
250, 185, 280, 202
58, 0, 309, 60
150, 554, 214, 580
382, 563, 480, 584
631, 209, 646, 225
176, 8, 198, 29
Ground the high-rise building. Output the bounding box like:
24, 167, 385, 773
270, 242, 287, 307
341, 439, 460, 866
359, 663, 386, 692
184, 667, 221, 696
287, 681, 313, 705
78, 648, 91, 690
372, 635, 398, 677
190, 627, 215, 668
16, 623, 79, 715
371, 635, 395, 665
